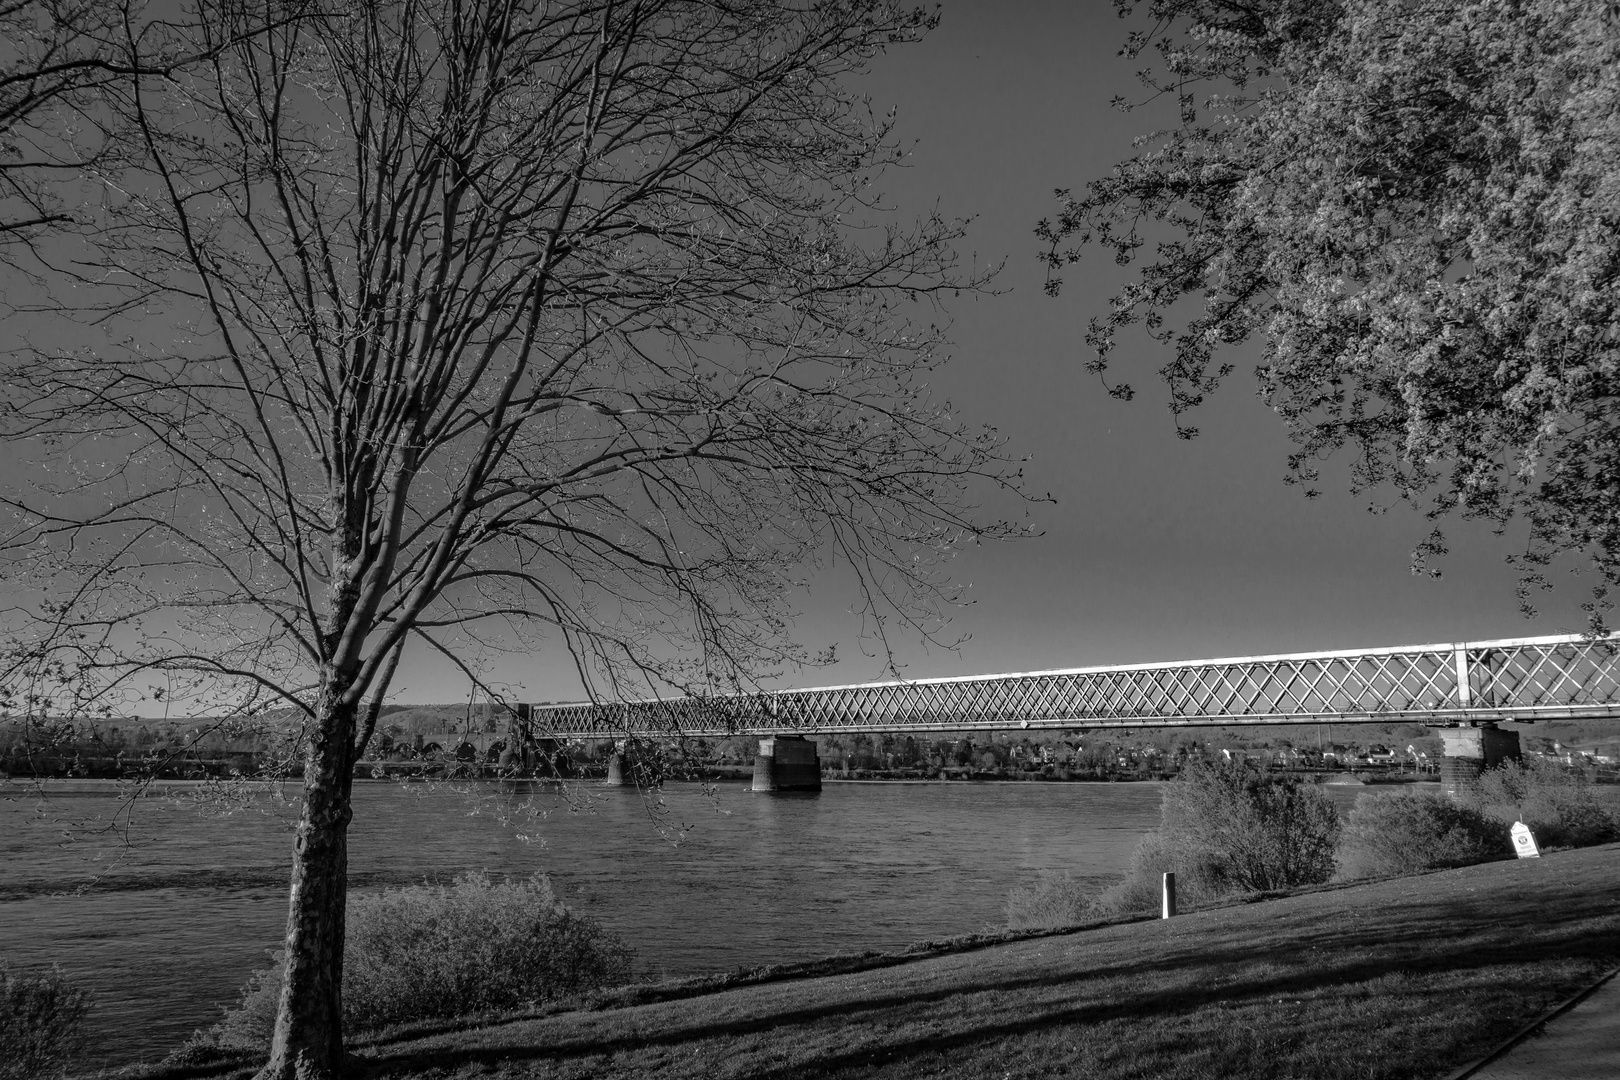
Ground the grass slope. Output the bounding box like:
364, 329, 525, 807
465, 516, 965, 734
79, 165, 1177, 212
151, 844, 1620, 1080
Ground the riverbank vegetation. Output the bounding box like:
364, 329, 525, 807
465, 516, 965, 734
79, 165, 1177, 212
179, 874, 632, 1059
1009, 758, 1620, 930
1086, 762, 1342, 917
133, 842, 1620, 1080
1336, 792, 1509, 880
0, 964, 90, 1080
11, 714, 1619, 786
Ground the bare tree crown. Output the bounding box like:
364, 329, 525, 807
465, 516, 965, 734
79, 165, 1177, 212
3, 0, 1024, 735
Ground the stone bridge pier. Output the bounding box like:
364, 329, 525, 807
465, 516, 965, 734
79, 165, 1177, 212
1436, 722, 1522, 794
751, 735, 822, 792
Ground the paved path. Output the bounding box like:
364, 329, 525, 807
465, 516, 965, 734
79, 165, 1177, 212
1468, 968, 1620, 1079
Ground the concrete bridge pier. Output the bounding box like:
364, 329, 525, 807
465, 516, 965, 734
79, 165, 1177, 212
1436, 722, 1521, 795
751, 735, 822, 792
604, 742, 631, 786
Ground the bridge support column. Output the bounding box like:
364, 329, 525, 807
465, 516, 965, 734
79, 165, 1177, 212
604, 744, 631, 786
515, 704, 534, 775
751, 735, 822, 792
1436, 723, 1520, 795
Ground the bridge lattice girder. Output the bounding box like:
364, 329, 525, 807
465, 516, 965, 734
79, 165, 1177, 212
523, 633, 1620, 739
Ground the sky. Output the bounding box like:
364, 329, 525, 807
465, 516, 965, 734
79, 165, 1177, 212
5, 2, 1595, 712
404, 0, 1593, 705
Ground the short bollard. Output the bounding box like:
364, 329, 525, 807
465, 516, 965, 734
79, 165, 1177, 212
1161, 871, 1177, 919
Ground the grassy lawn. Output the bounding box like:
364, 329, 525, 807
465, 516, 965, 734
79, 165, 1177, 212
151, 843, 1620, 1080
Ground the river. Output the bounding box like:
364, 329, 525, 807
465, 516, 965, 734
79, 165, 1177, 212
0, 777, 1387, 1068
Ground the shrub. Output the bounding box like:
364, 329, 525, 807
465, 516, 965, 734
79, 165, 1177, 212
344, 870, 634, 1029
204, 871, 633, 1047
1337, 790, 1510, 879
1005, 870, 1092, 930
1466, 758, 1620, 849
1090, 832, 1226, 915
1160, 761, 1340, 893
1090, 763, 1340, 915
194, 951, 283, 1052
0, 965, 90, 1080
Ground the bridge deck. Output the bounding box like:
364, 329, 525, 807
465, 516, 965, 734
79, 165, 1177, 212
522, 633, 1620, 739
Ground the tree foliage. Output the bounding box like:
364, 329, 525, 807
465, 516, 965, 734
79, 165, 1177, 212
1041, 0, 1620, 620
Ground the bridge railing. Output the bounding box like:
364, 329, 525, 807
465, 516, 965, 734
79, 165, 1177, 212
521, 633, 1620, 738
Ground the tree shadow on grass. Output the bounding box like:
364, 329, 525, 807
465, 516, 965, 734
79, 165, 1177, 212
345, 851, 1620, 1063
353, 876, 1620, 1079
355, 948, 1604, 1080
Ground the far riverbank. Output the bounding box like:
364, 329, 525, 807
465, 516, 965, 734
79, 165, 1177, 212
5, 766, 1435, 795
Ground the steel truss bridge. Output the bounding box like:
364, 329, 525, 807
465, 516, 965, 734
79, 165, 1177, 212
522, 633, 1620, 740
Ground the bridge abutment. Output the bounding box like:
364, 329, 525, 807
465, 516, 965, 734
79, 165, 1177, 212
1436, 723, 1520, 794
751, 735, 822, 792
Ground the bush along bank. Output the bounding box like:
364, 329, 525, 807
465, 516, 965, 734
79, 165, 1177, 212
1008, 756, 1620, 929
174, 872, 633, 1061
0, 963, 91, 1080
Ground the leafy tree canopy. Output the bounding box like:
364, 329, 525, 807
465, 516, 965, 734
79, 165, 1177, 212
1040, 0, 1620, 624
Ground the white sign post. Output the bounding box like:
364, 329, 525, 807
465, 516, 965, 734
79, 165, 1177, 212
1510, 821, 1541, 859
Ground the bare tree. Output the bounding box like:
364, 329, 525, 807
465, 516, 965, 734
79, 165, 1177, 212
0, 0, 1023, 1074
1, 0, 297, 240
1, 1, 312, 787
2, 0, 132, 236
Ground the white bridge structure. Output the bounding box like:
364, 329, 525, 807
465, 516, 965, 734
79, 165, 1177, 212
522, 633, 1620, 739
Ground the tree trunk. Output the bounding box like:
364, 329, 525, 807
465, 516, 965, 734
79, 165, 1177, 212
258, 693, 357, 1080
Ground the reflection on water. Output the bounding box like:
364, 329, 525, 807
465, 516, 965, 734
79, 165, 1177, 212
2, 778, 1167, 1066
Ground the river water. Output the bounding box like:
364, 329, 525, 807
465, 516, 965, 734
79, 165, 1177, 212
0, 777, 1382, 1068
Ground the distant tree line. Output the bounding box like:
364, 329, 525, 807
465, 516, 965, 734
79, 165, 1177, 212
1, 717, 1481, 782
0, 717, 294, 779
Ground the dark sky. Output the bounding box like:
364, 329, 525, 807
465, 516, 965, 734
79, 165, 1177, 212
431, 0, 1593, 706
9, 2, 1588, 709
